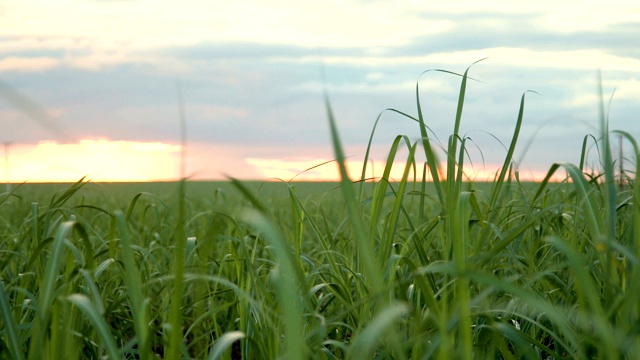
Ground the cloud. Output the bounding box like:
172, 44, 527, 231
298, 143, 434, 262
0, 1, 450, 52
0, 56, 59, 72
0, 1, 638, 181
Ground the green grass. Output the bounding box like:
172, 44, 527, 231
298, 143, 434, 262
0, 65, 639, 359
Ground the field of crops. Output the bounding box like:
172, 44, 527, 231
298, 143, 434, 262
1, 68, 639, 359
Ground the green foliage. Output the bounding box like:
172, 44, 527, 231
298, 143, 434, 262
0, 66, 638, 359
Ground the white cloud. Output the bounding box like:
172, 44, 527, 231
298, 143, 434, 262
410, 0, 638, 32
2, 1, 637, 72
533, 1, 640, 32
0, 0, 451, 51
271, 48, 640, 73
293, 80, 419, 94
0, 56, 59, 72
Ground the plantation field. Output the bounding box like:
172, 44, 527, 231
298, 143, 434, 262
1, 170, 638, 359
1, 67, 639, 359
6, 180, 368, 204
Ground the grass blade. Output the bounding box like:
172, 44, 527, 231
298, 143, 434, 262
242, 209, 307, 359
67, 294, 120, 359
28, 220, 74, 360
324, 93, 383, 297
346, 303, 408, 359
208, 331, 246, 360
114, 211, 150, 359
0, 281, 24, 360
489, 91, 533, 207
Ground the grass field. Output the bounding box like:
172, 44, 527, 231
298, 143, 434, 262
1, 66, 639, 359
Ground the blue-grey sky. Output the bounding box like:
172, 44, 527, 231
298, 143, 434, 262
0, 0, 638, 181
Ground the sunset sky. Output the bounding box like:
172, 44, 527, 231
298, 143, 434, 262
0, 0, 638, 182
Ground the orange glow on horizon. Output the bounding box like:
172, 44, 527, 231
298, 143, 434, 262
1, 140, 571, 184
3, 139, 181, 183
245, 157, 570, 182
245, 157, 371, 181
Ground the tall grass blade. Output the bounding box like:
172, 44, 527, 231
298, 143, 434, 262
613, 130, 640, 249
346, 303, 408, 359
452, 191, 472, 360
167, 82, 189, 360
49, 176, 87, 208
0, 80, 74, 141
462, 270, 580, 357
27, 220, 74, 360
547, 236, 618, 357
598, 72, 617, 241
114, 211, 150, 359
416, 73, 444, 205
579, 135, 598, 172
359, 108, 436, 197
489, 92, 532, 207
380, 142, 418, 268
597, 74, 620, 303
0, 281, 24, 360
242, 209, 306, 359
229, 177, 308, 358
67, 294, 120, 359
207, 331, 246, 360
561, 162, 606, 240
324, 93, 383, 297
369, 135, 412, 234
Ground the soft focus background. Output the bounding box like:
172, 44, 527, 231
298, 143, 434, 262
0, 0, 638, 182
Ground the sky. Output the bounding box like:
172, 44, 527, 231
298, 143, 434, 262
0, 0, 638, 182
